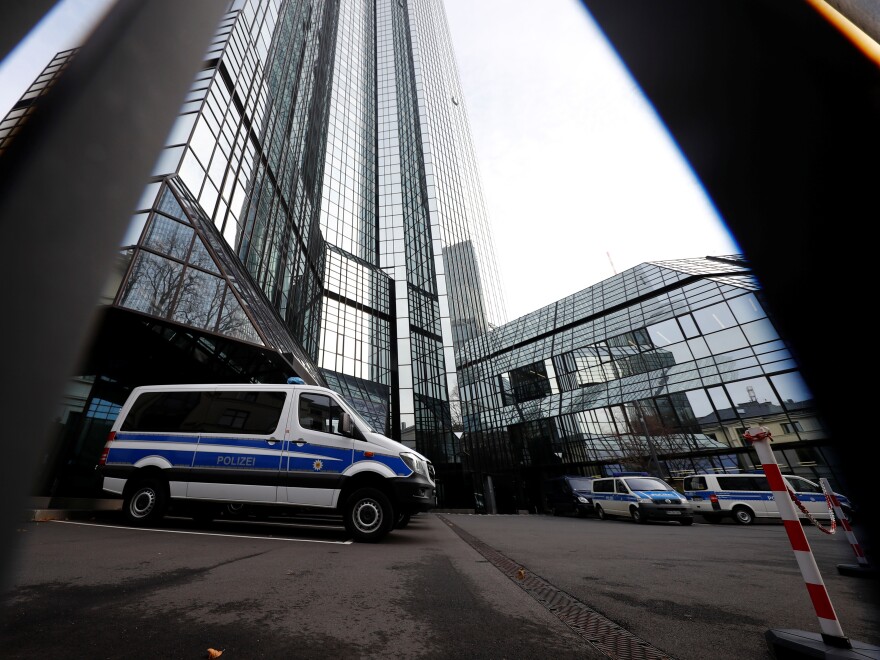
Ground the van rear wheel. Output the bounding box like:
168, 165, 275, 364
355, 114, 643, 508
733, 505, 755, 525
343, 488, 393, 542
123, 478, 167, 526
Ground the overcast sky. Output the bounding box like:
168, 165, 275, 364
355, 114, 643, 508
443, 0, 741, 320
0, 0, 741, 322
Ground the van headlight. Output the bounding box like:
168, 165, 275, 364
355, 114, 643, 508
635, 497, 651, 504
577, 496, 589, 504
400, 452, 429, 478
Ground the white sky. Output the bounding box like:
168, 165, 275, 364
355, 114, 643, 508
442, 0, 740, 320
0, 0, 741, 322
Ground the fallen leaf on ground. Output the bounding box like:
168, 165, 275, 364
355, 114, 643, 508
207, 648, 223, 658
516, 568, 526, 580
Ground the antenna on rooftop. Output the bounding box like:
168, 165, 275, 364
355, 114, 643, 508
607, 251, 617, 275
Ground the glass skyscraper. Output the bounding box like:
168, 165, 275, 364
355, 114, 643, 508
7, 0, 506, 503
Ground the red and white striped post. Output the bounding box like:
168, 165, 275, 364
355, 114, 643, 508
743, 426, 852, 650
819, 477, 876, 580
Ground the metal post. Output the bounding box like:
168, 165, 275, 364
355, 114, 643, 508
820, 477, 877, 578
743, 426, 853, 652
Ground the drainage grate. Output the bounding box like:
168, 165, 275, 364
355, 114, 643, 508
437, 515, 676, 660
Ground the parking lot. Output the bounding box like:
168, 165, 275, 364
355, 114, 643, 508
2, 511, 878, 659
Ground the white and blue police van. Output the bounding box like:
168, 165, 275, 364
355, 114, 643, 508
682, 472, 855, 525
588, 472, 694, 525
95, 382, 436, 542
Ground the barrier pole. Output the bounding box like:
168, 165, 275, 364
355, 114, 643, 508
820, 477, 877, 579
742, 427, 852, 650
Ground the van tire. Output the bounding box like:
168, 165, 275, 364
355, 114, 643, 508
732, 505, 755, 525
343, 488, 393, 542
595, 505, 607, 520
123, 478, 167, 526
395, 511, 412, 529
630, 506, 647, 524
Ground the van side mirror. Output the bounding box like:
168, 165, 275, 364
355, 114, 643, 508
340, 412, 352, 436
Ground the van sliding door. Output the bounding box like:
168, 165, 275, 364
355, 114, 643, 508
188, 389, 289, 503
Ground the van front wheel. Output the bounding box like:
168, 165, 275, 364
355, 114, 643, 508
123, 478, 167, 526
343, 488, 393, 542
394, 511, 412, 529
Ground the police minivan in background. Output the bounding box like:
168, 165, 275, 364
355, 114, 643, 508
543, 475, 596, 517
682, 472, 855, 525
95, 383, 436, 542
589, 472, 694, 525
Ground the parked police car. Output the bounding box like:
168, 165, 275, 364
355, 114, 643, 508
682, 472, 855, 525
95, 383, 436, 542
543, 475, 596, 517
589, 472, 694, 525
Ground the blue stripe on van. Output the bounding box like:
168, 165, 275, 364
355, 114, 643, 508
713, 491, 774, 503
353, 450, 410, 477
286, 442, 353, 474
108, 434, 414, 478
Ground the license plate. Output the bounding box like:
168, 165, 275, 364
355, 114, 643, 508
666, 510, 681, 515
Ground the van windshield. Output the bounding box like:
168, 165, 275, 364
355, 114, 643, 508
568, 478, 594, 491
625, 477, 671, 491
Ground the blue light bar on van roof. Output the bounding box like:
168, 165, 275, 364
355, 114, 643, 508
612, 471, 650, 477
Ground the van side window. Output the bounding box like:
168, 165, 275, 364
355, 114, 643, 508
120, 391, 209, 432
299, 393, 346, 435
592, 479, 613, 493
201, 391, 286, 434
687, 477, 708, 490
615, 479, 628, 493
717, 475, 770, 491
787, 477, 821, 493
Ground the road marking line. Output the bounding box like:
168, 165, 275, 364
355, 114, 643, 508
50, 520, 353, 544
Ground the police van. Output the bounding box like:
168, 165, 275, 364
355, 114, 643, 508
542, 475, 596, 517
95, 383, 437, 542
589, 473, 694, 525
682, 473, 854, 525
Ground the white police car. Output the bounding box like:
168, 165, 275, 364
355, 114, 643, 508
589, 472, 694, 525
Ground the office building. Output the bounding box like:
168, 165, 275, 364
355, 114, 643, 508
5, 0, 506, 502
455, 255, 848, 513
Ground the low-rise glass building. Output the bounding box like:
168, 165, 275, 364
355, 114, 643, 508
454, 255, 848, 514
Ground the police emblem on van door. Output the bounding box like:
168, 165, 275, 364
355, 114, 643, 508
313, 460, 323, 471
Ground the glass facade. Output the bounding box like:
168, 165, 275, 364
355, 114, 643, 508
7, 0, 508, 504
457, 256, 850, 514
